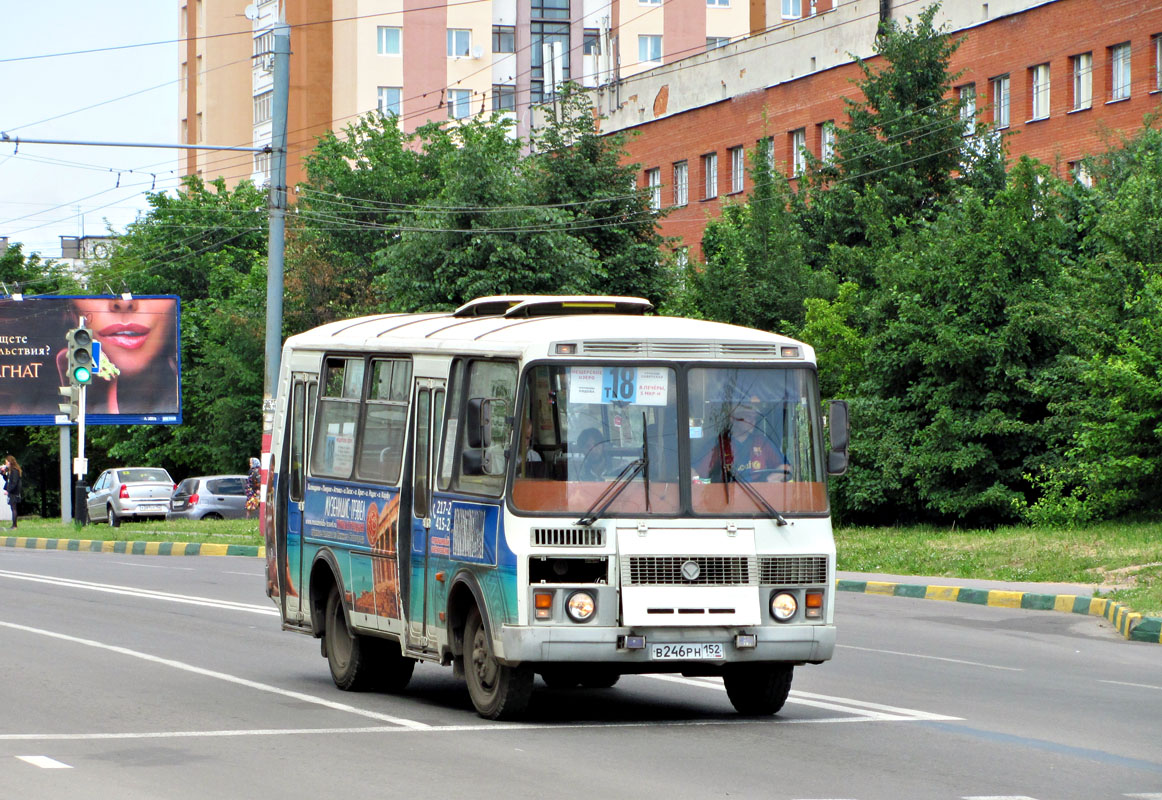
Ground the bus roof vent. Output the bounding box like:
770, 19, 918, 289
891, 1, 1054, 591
580, 340, 647, 356
719, 343, 783, 359
452, 296, 533, 317
504, 295, 653, 318
647, 341, 717, 358
532, 527, 606, 547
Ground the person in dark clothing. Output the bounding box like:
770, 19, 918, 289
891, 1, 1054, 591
2, 455, 23, 529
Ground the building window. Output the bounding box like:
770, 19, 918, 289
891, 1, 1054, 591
492, 84, 515, 112
492, 25, 515, 53
819, 122, 836, 162
253, 90, 272, 125
377, 26, 401, 55
253, 150, 270, 177
378, 86, 402, 117
673, 161, 688, 207
1070, 161, 1093, 188
790, 128, 807, 176
729, 146, 745, 193
639, 35, 662, 64
959, 83, 977, 136
640, 0, 662, 5
447, 29, 471, 58
1071, 53, 1092, 110
1031, 63, 1050, 120
707, 0, 729, 6
646, 168, 661, 211
253, 30, 274, 57
1110, 42, 1131, 101
991, 74, 1010, 128
706, 37, 729, 50
1155, 34, 1162, 92
448, 88, 471, 119
583, 28, 600, 55
532, 0, 570, 19
703, 152, 718, 199
531, 0, 570, 105
781, 0, 800, 19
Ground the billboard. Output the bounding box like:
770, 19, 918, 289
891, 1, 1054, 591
0, 295, 181, 426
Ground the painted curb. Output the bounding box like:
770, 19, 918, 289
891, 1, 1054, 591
837, 578, 1162, 644
1, 536, 263, 559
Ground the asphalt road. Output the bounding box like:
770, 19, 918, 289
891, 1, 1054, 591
0, 547, 1159, 800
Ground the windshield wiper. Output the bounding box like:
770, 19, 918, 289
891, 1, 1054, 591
727, 468, 789, 526
575, 458, 646, 526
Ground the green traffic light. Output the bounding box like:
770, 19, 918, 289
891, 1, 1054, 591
73, 365, 92, 384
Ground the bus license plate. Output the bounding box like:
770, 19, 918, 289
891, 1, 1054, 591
650, 643, 725, 660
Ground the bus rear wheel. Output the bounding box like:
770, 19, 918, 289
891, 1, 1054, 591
464, 607, 532, 720
324, 586, 375, 691
723, 663, 793, 715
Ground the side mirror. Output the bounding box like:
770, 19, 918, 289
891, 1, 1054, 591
466, 398, 493, 448
826, 399, 850, 476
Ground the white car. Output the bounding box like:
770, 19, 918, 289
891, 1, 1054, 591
87, 467, 175, 526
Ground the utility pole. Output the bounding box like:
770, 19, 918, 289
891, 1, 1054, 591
264, 16, 290, 408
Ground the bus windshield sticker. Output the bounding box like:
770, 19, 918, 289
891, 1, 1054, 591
568, 366, 669, 406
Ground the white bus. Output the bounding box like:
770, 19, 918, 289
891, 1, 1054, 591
262, 295, 849, 719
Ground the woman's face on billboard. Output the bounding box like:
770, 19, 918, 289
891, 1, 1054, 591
72, 298, 174, 377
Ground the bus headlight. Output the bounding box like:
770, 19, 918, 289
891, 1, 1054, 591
770, 591, 797, 622
566, 591, 596, 623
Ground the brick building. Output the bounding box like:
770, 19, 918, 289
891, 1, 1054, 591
582, 0, 1162, 257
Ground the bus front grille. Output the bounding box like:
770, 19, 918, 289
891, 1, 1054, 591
532, 527, 606, 547
759, 555, 829, 585
621, 556, 755, 586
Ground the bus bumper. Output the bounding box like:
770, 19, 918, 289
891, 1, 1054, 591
498, 623, 835, 666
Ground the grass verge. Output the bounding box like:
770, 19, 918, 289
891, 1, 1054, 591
835, 521, 1162, 616
0, 516, 261, 547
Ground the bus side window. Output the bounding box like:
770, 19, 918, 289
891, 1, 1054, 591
437, 360, 463, 491
453, 360, 516, 497
357, 358, 411, 484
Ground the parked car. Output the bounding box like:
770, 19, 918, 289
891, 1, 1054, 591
87, 467, 175, 526
167, 475, 249, 521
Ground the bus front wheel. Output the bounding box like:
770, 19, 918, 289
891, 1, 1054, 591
723, 663, 793, 715
464, 607, 533, 720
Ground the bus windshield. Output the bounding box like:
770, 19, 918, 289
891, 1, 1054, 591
511, 363, 828, 516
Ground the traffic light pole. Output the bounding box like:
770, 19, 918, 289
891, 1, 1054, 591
74, 384, 88, 525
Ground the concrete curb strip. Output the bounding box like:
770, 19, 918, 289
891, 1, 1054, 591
3, 537, 1158, 644
837, 578, 1162, 644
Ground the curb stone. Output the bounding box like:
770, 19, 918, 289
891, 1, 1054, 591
4, 537, 1158, 644
837, 578, 1162, 644
1, 536, 262, 559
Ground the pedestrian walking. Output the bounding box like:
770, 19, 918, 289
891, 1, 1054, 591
2, 455, 23, 529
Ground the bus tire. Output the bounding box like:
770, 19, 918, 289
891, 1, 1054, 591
579, 670, 620, 689
324, 586, 374, 691
464, 607, 532, 720
723, 663, 793, 715
374, 641, 416, 694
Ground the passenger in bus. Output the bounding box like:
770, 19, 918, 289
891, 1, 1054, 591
696, 396, 788, 482
574, 427, 613, 481
518, 418, 545, 478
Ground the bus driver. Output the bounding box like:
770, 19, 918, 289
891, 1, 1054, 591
696, 395, 788, 482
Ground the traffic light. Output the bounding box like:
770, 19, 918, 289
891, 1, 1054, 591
58, 385, 81, 421
65, 325, 95, 386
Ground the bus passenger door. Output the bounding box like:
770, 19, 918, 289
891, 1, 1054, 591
282, 374, 315, 620
407, 379, 444, 651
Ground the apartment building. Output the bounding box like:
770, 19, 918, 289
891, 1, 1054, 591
180, 0, 776, 190
588, 0, 1162, 255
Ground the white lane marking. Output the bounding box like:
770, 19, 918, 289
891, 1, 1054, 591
0, 620, 429, 730
0, 569, 276, 616
645, 675, 962, 721
225, 571, 262, 577
1125, 795, 1162, 799
838, 643, 1023, 671
16, 755, 72, 769
963, 797, 1038, 799
113, 561, 195, 571
1101, 680, 1162, 691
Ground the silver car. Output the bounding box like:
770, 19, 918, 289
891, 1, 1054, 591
166, 475, 249, 521
87, 467, 175, 526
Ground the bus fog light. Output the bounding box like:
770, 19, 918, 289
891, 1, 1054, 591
770, 592, 797, 622
566, 591, 596, 622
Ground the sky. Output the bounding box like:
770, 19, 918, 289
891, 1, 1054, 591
0, 2, 180, 260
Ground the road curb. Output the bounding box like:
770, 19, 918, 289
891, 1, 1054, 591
1, 536, 263, 559
837, 578, 1162, 644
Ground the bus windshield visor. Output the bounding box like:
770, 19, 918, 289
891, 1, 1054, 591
512, 364, 681, 515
